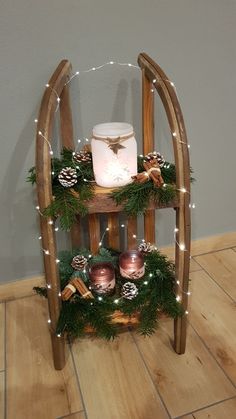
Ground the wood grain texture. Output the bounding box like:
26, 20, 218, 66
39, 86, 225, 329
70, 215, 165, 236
195, 249, 236, 300
86, 189, 178, 213
59, 412, 86, 419
0, 372, 4, 419
134, 318, 235, 418
190, 269, 236, 384
191, 397, 236, 418
107, 213, 120, 250
142, 68, 156, 246
88, 214, 100, 254
72, 333, 169, 419
6, 296, 83, 419
0, 275, 45, 302
36, 61, 73, 369
127, 216, 138, 249
0, 305, 4, 371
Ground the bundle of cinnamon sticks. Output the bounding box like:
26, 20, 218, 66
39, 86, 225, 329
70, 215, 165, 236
132, 158, 164, 187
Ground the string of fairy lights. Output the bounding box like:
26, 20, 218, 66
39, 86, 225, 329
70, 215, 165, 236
33, 59, 194, 331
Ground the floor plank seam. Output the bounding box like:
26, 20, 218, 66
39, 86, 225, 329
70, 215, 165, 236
173, 394, 236, 418
188, 323, 236, 390
4, 302, 7, 419
195, 263, 236, 303
0, 293, 39, 304
56, 408, 85, 419
68, 340, 89, 419
191, 245, 236, 258
190, 258, 202, 271
129, 330, 172, 419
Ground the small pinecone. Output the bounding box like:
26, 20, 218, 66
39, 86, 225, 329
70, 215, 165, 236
121, 282, 139, 300
71, 255, 88, 270
144, 151, 165, 168
138, 241, 155, 253
58, 167, 77, 187
73, 151, 91, 163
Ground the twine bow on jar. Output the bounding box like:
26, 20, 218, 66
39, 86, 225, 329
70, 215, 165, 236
92, 132, 134, 154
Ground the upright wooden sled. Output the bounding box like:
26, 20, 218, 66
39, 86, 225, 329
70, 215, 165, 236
35, 53, 191, 370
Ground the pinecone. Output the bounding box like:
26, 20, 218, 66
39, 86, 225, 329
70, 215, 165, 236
58, 167, 77, 187
121, 282, 139, 300
71, 255, 88, 270
144, 151, 165, 168
138, 241, 155, 253
73, 151, 91, 163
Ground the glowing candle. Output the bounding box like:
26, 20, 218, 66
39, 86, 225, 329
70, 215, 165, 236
119, 250, 145, 279
91, 122, 137, 187
89, 262, 116, 295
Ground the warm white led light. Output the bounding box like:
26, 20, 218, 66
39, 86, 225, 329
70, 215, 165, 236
176, 295, 181, 302
153, 79, 157, 83
47, 319, 51, 323
44, 250, 50, 255
179, 243, 185, 251
172, 132, 177, 137
174, 228, 179, 233
114, 299, 119, 304
56, 259, 60, 263
54, 227, 59, 231
48, 220, 53, 225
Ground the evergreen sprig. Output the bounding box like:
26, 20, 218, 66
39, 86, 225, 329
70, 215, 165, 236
34, 247, 183, 340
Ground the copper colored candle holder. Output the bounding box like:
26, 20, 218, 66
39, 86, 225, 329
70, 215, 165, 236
89, 262, 116, 295
119, 250, 145, 279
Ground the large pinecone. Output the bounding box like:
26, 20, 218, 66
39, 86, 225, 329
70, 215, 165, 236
138, 241, 155, 253
73, 151, 91, 163
144, 151, 165, 168
58, 167, 77, 187
71, 255, 88, 270
121, 282, 138, 300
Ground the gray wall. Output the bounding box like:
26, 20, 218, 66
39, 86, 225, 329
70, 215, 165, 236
0, 0, 236, 283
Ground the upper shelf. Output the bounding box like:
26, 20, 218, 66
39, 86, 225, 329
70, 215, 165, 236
85, 185, 179, 214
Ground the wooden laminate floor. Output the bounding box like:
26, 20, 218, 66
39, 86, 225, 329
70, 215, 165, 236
1, 245, 236, 418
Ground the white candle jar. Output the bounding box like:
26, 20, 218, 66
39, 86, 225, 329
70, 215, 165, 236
91, 122, 137, 188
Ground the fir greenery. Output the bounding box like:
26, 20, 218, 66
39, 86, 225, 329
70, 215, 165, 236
28, 148, 182, 229
34, 247, 183, 340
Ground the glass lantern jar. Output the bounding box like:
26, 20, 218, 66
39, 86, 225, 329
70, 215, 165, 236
91, 122, 137, 188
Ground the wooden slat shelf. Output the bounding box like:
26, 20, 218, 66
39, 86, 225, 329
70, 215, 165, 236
85, 185, 179, 214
